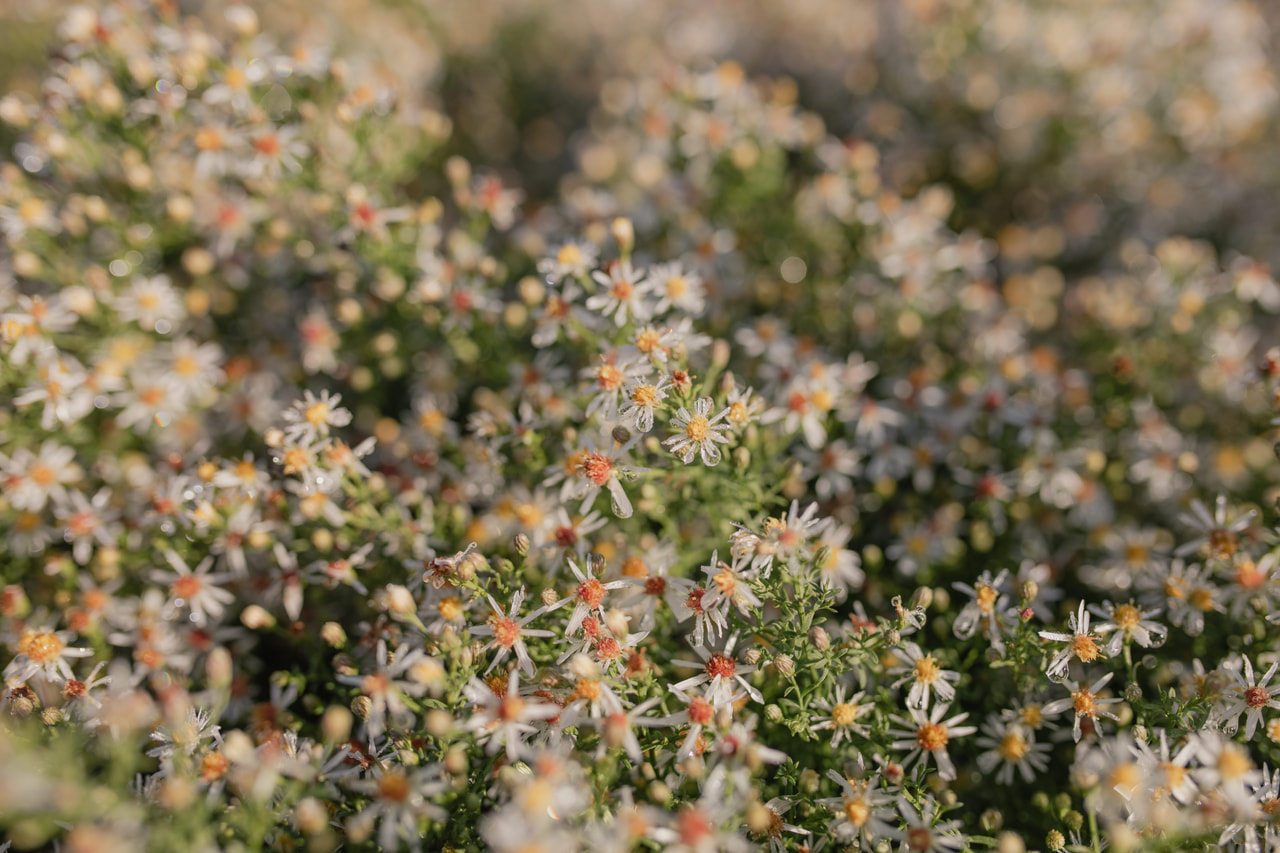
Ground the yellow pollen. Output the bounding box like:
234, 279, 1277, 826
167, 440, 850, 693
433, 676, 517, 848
19, 630, 65, 664
914, 655, 941, 684
304, 402, 329, 426
631, 385, 658, 406
976, 584, 997, 611
29, 464, 57, 487
831, 702, 859, 727
916, 722, 949, 751
685, 415, 710, 442
666, 275, 688, 298
1072, 689, 1097, 717
1071, 634, 1102, 663
1113, 604, 1140, 631
1188, 587, 1214, 612
438, 597, 463, 622
998, 730, 1029, 760
844, 798, 870, 827
556, 245, 582, 267
1218, 745, 1254, 781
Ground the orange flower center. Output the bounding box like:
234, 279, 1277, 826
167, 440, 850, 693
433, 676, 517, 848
19, 630, 65, 663
916, 721, 949, 751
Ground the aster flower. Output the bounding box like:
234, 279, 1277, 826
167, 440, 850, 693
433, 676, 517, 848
886, 702, 977, 782
1039, 601, 1108, 682
975, 715, 1051, 784
809, 684, 874, 747
889, 642, 960, 710
3, 626, 94, 685
663, 396, 733, 466
669, 634, 762, 708
1041, 672, 1123, 743
588, 260, 651, 326
1219, 655, 1280, 740
462, 671, 561, 760
470, 587, 554, 676
817, 769, 900, 848
1089, 600, 1168, 656
281, 389, 352, 445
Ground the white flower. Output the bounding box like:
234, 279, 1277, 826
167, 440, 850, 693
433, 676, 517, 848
1038, 601, 1108, 682
281, 389, 352, 444
587, 260, 651, 326
886, 702, 977, 781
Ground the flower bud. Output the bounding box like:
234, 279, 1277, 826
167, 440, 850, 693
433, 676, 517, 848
981, 809, 1003, 832
541, 588, 559, 607
810, 626, 831, 651
910, 586, 933, 610
513, 533, 530, 556
648, 781, 671, 805
427, 709, 454, 738
996, 832, 1025, 853
1063, 810, 1083, 832
1021, 580, 1039, 602
295, 798, 328, 835
1047, 830, 1066, 852
799, 768, 821, 794
813, 546, 833, 571
733, 447, 751, 470
240, 605, 275, 630
385, 584, 416, 617
743, 648, 761, 665
351, 695, 372, 720
321, 706, 352, 742
772, 654, 795, 676
1124, 683, 1143, 703
611, 217, 634, 253
321, 622, 347, 647
589, 552, 607, 575
764, 704, 782, 722
444, 744, 468, 775
612, 425, 632, 444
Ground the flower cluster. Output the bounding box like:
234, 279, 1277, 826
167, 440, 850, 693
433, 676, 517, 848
2, 3, 1280, 853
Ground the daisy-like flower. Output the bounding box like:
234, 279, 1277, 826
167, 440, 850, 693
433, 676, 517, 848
669, 634, 762, 708
817, 769, 900, 848
1089, 600, 1168, 656
1176, 494, 1256, 562
281, 389, 353, 445
345, 764, 449, 852
537, 241, 597, 284
3, 441, 78, 511
729, 500, 825, 578
1039, 601, 1108, 682
574, 432, 642, 519
619, 375, 671, 433
887, 703, 978, 782
544, 558, 628, 637
647, 261, 706, 315
470, 587, 554, 676
3, 626, 94, 684
588, 260, 651, 325
975, 715, 1052, 784
951, 568, 1013, 655
697, 551, 763, 618
114, 275, 185, 331
150, 551, 235, 627
664, 397, 733, 466
809, 684, 874, 747
462, 671, 561, 760
1219, 655, 1280, 740
723, 384, 767, 432
1042, 672, 1123, 743
335, 640, 436, 737
896, 795, 967, 853
1138, 559, 1221, 637
889, 642, 960, 710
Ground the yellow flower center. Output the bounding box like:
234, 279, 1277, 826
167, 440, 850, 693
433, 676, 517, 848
685, 415, 710, 442
19, 630, 65, 664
